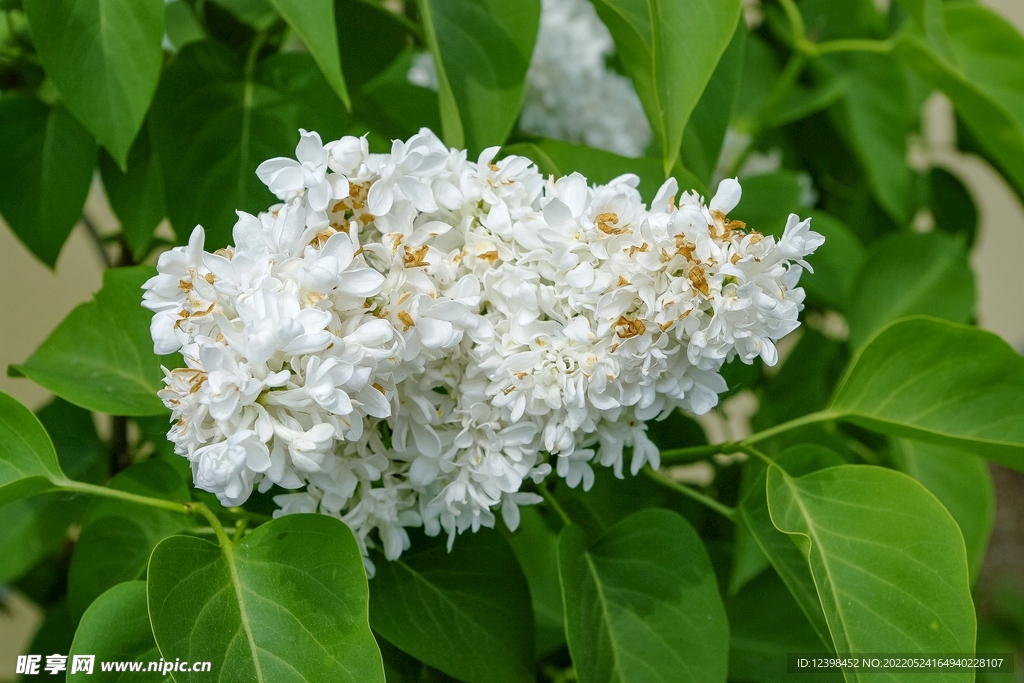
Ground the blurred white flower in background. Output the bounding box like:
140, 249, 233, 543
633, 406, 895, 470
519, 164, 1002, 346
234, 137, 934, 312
144, 128, 821, 572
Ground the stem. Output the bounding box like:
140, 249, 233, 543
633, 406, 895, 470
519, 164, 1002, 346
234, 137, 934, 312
55, 478, 191, 514
232, 518, 249, 542
538, 482, 572, 527
814, 38, 893, 56
80, 214, 114, 269
644, 468, 737, 522
659, 441, 739, 466
190, 502, 233, 548
109, 415, 131, 473
741, 411, 835, 446
760, 51, 807, 123
776, 0, 806, 45
735, 444, 778, 469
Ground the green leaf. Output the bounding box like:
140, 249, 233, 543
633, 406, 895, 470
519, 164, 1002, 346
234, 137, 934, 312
416, 0, 539, 153
801, 211, 865, 312
727, 570, 844, 683
891, 439, 995, 585
15, 266, 173, 416
738, 445, 845, 648
69, 581, 170, 682
370, 529, 534, 683
0, 399, 106, 584
767, 464, 976, 671
502, 506, 565, 659
148, 514, 385, 682
847, 232, 974, 350
269, 0, 350, 109
502, 138, 707, 202
0, 391, 65, 508
896, 4, 1024, 202
0, 95, 96, 266
771, 74, 849, 128
895, 0, 954, 61
68, 460, 193, 621
558, 508, 729, 683
834, 53, 918, 225
150, 42, 355, 247
23, 0, 164, 166
209, 0, 277, 29
829, 317, 1024, 470
361, 50, 443, 141
99, 124, 167, 260
929, 166, 977, 245
732, 171, 803, 233
164, 0, 205, 52
590, 0, 742, 175
681, 19, 745, 184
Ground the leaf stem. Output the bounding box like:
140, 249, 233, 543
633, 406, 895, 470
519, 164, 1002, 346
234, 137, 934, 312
190, 501, 233, 548
741, 411, 835, 446
80, 213, 114, 269
734, 443, 778, 468
659, 441, 740, 466
643, 468, 737, 522
538, 482, 572, 527
812, 38, 894, 56
775, 0, 806, 45
54, 478, 191, 514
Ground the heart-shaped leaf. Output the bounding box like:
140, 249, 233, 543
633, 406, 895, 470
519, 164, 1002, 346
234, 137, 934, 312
148, 514, 384, 682
558, 508, 729, 683
767, 464, 976, 675
0, 392, 66, 508
370, 529, 534, 683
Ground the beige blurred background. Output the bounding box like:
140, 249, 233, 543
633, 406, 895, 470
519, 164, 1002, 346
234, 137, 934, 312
2, 0, 1024, 676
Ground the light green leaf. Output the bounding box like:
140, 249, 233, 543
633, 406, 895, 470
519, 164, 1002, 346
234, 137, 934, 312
370, 529, 534, 683
892, 439, 995, 585
767, 464, 976, 677
99, 124, 166, 260
829, 317, 1024, 470
68, 460, 193, 621
417, 0, 539, 153
847, 232, 974, 350
150, 43, 355, 248
0, 399, 106, 584
834, 53, 917, 225
558, 508, 729, 683
589, 0, 742, 175
895, 0, 954, 62
727, 571, 844, 683
164, 0, 205, 52
269, 0, 350, 109
896, 4, 1024, 202
0, 95, 96, 266
23, 0, 164, 166
503, 506, 565, 659
148, 514, 384, 683
739, 445, 845, 649
681, 19, 745, 184
0, 392, 66, 508
69, 581, 170, 682
503, 138, 707, 201
15, 266, 173, 416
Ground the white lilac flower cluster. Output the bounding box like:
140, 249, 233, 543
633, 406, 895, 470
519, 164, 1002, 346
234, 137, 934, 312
143, 128, 822, 570
408, 0, 652, 158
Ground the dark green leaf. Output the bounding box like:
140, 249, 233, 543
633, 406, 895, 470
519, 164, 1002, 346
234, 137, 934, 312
847, 231, 974, 350
361, 50, 443, 141
771, 74, 849, 128
209, 0, 276, 29
0, 399, 105, 584
929, 166, 977, 245
829, 317, 1024, 470
370, 528, 534, 683
0, 95, 96, 266
558, 508, 729, 683
164, 0, 205, 51
502, 506, 565, 659
681, 19, 745, 184
891, 439, 995, 585
896, 4, 1024, 202
738, 445, 845, 648
732, 171, 803, 236
270, 0, 350, 108
150, 42, 355, 247
148, 514, 384, 682
417, 0, 539, 153
727, 571, 843, 683
767, 464, 976, 672
0, 391, 65, 508
801, 211, 865, 312
69, 581, 170, 682
99, 124, 166, 260
23, 0, 164, 166
68, 460, 193, 621
589, 0, 742, 174
895, 0, 954, 61
834, 52, 917, 225
15, 266, 173, 416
